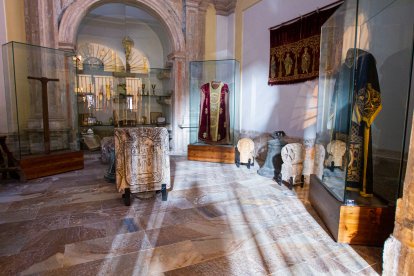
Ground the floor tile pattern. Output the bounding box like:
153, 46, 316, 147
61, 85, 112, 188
0, 154, 382, 275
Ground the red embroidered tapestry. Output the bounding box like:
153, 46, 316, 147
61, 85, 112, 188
268, 4, 341, 85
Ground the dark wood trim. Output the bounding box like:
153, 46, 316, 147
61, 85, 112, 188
188, 144, 235, 164
309, 174, 342, 240
20, 151, 84, 180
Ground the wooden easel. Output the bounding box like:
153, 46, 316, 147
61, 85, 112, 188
27, 76, 59, 154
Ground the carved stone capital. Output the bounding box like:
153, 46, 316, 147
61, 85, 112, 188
168, 51, 186, 61
213, 0, 237, 16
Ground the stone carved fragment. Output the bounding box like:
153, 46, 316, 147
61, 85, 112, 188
324, 140, 346, 168
237, 138, 254, 164
115, 127, 170, 194
314, 144, 326, 179
281, 143, 304, 182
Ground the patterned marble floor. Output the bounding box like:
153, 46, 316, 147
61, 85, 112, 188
0, 154, 382, 275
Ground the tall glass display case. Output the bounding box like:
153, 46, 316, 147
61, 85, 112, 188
187, 59, 240, 163
310, 0, 414, 245
2, 42, 83, 180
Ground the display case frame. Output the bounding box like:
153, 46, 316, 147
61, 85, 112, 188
310, 0, 414, 245
2, 41, 83, 180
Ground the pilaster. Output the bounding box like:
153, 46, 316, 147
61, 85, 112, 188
383, 115, 414, 275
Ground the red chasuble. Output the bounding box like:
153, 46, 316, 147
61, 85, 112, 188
198, 81, 230, 144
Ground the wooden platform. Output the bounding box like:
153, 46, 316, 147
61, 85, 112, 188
309, 174, 395, 245
188, 144, 235, 164
20, 151, 84, 180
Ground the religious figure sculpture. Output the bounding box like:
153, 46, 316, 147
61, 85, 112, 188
198, 81, 230, 144
330, 48, 382, 197
284, 53, 293, 75
301, 47, 311, 74
122, 36, 134, 72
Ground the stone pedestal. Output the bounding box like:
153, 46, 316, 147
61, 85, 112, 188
257, 132, 286, 178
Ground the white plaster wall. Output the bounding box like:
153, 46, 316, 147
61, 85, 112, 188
216, 15, 229, 59
227, 13, 235, 59
0, 0, 7, 134
77, 20, 164, 68
216, 14, 235, 59
242, 0, 336, 139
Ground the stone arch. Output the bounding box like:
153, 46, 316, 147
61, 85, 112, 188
58, 0, 185, 54
58, 0, 188, 154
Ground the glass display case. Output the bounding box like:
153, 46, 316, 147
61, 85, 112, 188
2, 41, 83, 179
310, 0, 414, 244
189, 59, 240, 145
187, 59, 240, 163
76, 65, 172, 138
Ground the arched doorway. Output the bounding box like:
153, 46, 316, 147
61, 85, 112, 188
58, 0, 187, 154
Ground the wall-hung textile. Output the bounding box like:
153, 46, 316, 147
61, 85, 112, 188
268, 5, 339, 85
198, 81, 230, 144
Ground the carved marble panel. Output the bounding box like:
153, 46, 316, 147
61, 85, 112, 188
115, 127, 170, 194
281, 143, 304, 182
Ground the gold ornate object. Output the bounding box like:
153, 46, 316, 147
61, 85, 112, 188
122, 36, 134, 72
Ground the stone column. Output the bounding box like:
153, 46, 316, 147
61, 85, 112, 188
23, 0, 69, 153
185, 0, 207, 61
168, 51, 188, 155
383, 116, 414, 275
24, 0, 59, 48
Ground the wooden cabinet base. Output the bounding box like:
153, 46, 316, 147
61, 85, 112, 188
20, 151, 84, 180
309, 174, 395, 245
188, 144, 235, 164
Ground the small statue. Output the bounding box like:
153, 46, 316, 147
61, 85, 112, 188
235, 138, 255, 169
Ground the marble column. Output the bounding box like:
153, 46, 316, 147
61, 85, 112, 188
168, 51, 188, 155
185, 0, 207, 61
23, 0, 70, 153
383, 116, 414, 275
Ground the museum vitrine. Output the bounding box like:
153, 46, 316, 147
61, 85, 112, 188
310, 0, 414, 245
187, 59, 240, 163
2, 41, 83, 180
75, 64, 172, 138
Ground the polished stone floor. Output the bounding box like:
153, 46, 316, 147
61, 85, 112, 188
0, 154, 382, 275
